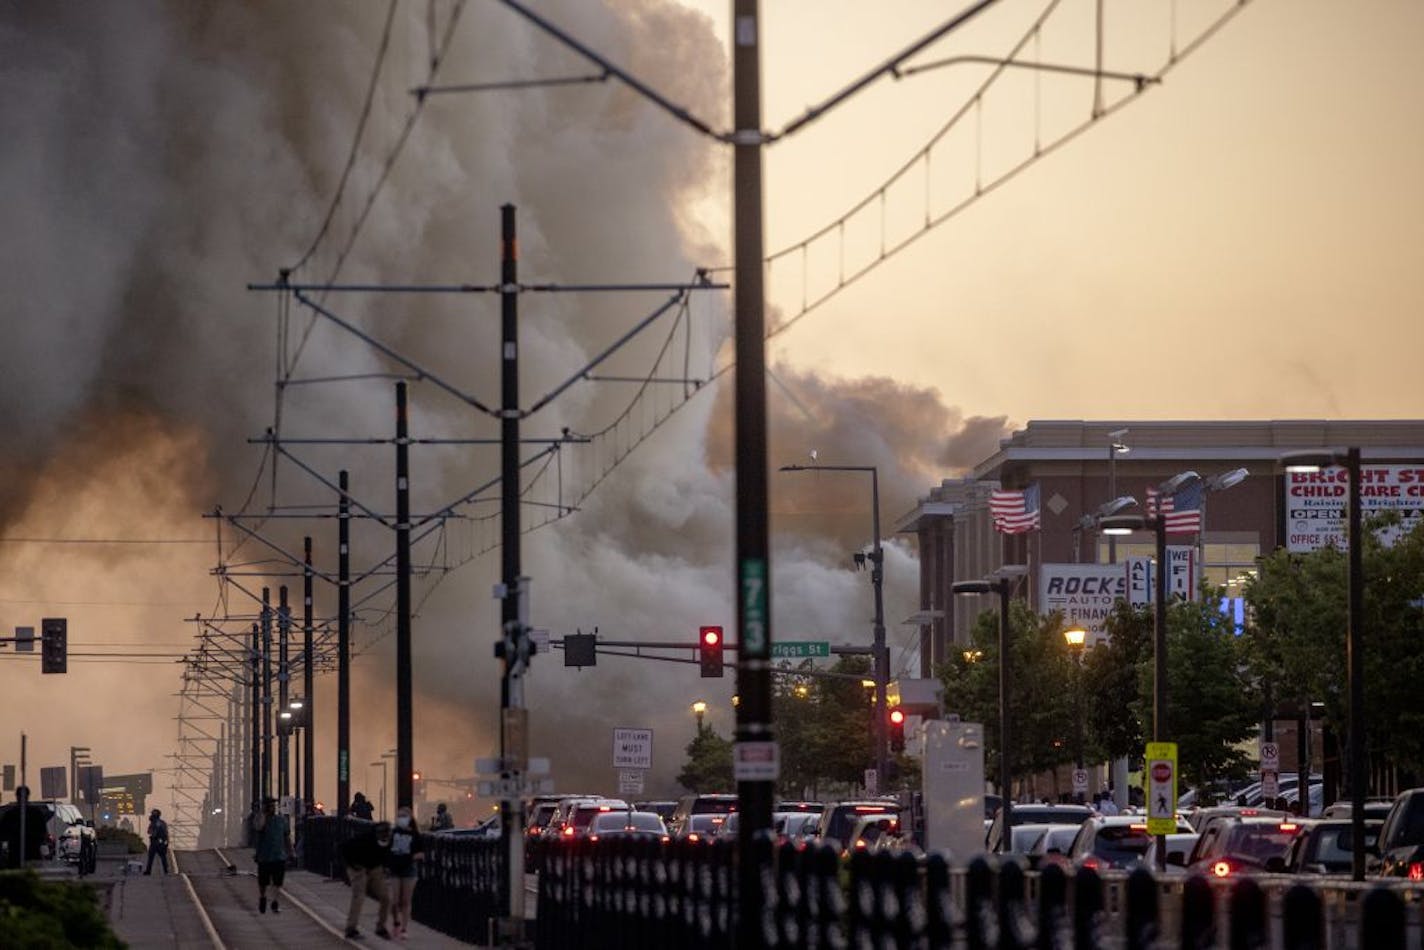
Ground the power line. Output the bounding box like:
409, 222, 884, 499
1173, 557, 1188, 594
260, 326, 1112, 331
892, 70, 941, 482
0, 537, 210, 545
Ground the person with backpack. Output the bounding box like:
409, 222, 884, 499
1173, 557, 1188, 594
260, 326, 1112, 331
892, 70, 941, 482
252, 796, 293, 914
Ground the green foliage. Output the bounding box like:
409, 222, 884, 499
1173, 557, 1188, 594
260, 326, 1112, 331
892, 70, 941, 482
0, 870, 124, 949
676, 727, 733, 793
1244, 516, 1424, 777
774, 657, 874, 798
938, 601, 1079, 784
1080, 602, 1151, 761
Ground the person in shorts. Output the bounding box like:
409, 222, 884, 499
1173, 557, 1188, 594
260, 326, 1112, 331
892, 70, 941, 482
387, 806, 425, 938
252, 796, 292, 914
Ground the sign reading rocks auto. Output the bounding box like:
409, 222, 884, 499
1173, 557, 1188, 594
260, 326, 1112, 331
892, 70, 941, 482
1285, 465, 1424, 552
1038, 565, 1127, 643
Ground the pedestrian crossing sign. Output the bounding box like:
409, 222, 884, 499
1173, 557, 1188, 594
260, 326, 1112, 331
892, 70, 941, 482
1145, 742, 1178, 836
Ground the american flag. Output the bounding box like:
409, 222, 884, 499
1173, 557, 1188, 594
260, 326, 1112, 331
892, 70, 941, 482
1146, 480, 1204, 534
989, 483, 1041, 534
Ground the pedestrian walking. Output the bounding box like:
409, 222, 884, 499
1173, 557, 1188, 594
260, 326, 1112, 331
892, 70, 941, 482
388, 806, 425, 939
252, 796, 293, 914
430, 802, 454, 832
342, 820, 393, 939
143, 809, 170, 875
350, 791, 375, 821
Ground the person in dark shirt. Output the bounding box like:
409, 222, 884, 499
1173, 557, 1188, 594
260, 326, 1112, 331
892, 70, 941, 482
350, 792, 375, 821
144, 809, 170, 875
387, 806, 426, 938
341, 821, 392, 939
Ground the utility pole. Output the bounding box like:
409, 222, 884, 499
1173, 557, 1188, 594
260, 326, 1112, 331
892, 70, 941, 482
732, 2, 775, 945
869, 469, 888, 789
249, 622, 260, 824
338, 470, 351, 817
303, 536, 315, 813
278, 586, 290, 800
497, 204, 531, 940
261, 587, 273, 800
396, 383, 414, 812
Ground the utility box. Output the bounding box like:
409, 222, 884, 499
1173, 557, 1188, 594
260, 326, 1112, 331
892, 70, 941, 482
922, 720, 986, 860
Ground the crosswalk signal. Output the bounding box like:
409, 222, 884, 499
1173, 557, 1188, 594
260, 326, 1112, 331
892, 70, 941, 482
41, 618, 67, 675
888, 707, 906, 753
699, 626, 724, 678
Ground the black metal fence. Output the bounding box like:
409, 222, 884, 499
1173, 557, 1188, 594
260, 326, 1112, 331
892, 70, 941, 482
301, 816, 504, 943
534, 834, 1424, 950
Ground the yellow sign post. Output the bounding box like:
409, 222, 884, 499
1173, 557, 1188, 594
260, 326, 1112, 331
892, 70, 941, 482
1145, 741, 1179, 836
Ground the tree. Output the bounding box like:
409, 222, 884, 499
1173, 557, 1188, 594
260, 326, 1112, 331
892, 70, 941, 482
676, 727, 733, 793
938, 600, 1077, 794
774, 656, 872, 799
1079, 602, 1152, 762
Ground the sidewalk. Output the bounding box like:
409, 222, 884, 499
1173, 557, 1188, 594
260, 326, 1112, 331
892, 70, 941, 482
279, 867, 470, 947
107, 858, 215, 949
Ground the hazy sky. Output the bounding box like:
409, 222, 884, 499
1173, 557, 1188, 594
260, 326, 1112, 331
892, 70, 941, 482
3, 0, 1420, 827
686, 0, 1424, 424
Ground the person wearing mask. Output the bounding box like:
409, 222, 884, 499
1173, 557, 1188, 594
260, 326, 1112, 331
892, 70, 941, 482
252, 797, 293, 914
430, 802, 454, 831
144, 808, 170, 875
350, 792, 375, 821
387, 806, 425, 938
342, 820, 393, 939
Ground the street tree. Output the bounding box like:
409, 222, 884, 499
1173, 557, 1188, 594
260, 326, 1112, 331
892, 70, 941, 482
676, 727, 733, 793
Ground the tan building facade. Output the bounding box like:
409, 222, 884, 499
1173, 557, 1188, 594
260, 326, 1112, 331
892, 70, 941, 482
899, 420, 1424, 676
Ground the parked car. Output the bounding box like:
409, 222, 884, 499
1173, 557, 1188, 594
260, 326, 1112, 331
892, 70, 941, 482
674, 813, 729, 843
818, 801, 901, 851
984, 804, 1093, 854
1282, 819, 1381, 875
1065, 815, 1193, 871
1374, 788, 1424, 878
1321, 799, 1394, 821
1186, 816, 1305, 877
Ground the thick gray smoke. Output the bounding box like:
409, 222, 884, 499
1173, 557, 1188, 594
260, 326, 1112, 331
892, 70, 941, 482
0, 2, 1007, 811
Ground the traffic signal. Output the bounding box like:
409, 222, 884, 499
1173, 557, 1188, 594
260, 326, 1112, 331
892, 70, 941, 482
41, 618, 67, 674
888, 706, 906, 753
699, 626, 724, 678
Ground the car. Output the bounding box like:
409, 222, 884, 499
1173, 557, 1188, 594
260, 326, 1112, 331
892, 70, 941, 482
586, 810, 667, 841
1024, 823, 1083, 870
1142, 832, 1201, 870
675, 813, 729, 843
1186, 816, 1305, 877
667, 793, 738, 834
632, 800, 678, 820
1373, 788, 1424, 878
559, 800, 631, 841
542, 797, 626, 841
775, 812, 820, 844
446, 813, 501, 838
1281, 819, 1381, 875
984, 804, 1093, 854
1065, 815, 1193, 872
817, 801, 901, 851
843, 814, 906, 855
1187, 805, 1286, 833
1320, 799, 1394, 821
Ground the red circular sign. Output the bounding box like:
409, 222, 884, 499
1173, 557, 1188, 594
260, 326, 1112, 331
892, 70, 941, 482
1151, 762, 1172, 782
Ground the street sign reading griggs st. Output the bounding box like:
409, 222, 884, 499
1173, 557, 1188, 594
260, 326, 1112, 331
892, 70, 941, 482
770, 641, 830, 659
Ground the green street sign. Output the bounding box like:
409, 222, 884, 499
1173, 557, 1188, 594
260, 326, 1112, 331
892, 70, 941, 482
771, 641, 831, 659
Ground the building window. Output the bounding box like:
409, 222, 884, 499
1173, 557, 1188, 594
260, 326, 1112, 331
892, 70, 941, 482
1095, 537, 1259, 592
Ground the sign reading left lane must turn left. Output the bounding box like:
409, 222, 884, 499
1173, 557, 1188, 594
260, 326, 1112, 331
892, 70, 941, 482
612, 728, 653, 770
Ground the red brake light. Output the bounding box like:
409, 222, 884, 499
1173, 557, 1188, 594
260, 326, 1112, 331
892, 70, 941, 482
1212, 861, 1232, 878
599, 806, 611, 811
588, 834, 600, 842
562, 826, 574, 837
889, 709, 905, 725
854, 840, 867, 850
1082, 857, 1101, 871
1279, 822, 1299, 832
1241, 809, 1258, 816
1129, 824, 1147, 831
1409, 862, 1424, 882
687, 833, 700, 842
855, 806, 888, 813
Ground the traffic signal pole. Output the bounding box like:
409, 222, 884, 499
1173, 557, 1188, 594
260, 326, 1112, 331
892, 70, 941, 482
731, 3, 775, 945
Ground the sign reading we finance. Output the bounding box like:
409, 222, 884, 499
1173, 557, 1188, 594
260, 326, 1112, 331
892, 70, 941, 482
1285, 465, 1424, 552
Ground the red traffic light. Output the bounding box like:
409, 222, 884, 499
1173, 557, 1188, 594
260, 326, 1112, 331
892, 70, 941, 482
701, 626, 721, 646
888, 708, 906, 726
699, 626, 724, 678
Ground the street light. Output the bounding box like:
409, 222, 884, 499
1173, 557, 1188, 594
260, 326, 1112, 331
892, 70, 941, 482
1064, 627, 1088, 801
1200, 467, 1250, 568
1074, 495, 1138, 563
1282, 447, 1365, 881
692, 701, 707, 733
951, 564, 1029, 852
778, 463, 890, 792
1100, 469, 1200, 870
